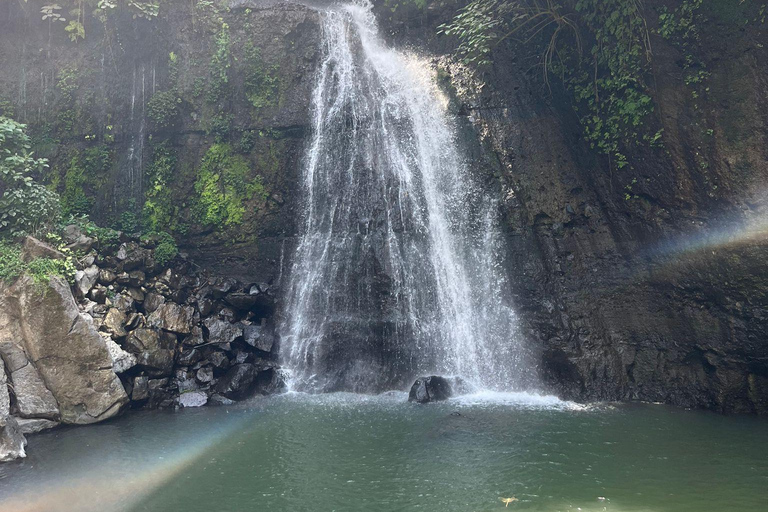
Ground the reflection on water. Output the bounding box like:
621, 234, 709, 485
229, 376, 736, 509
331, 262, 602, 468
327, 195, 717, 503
0, 392, 767, 512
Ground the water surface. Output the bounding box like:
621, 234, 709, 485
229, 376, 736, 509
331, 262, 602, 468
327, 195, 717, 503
1, 393, 766, 512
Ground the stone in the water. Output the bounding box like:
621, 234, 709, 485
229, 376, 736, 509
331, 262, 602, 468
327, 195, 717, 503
408, 376, 453, 403
179, 391, 208, 408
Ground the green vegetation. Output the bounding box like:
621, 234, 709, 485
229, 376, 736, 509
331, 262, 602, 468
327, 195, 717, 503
243, 42, 280, 109
26, 250, 76, 285
32, 1, 161, 43
143, 141, 178, 232
0, 117, 61, 238
440, 0, 661, 170
0, 240, 26, 283
151, 231, 178, 266
193, 143, 265, 227
0, 237, 76, 286
147, 90, 181, 129
147, 52, 182, 130
208, 23, 231, 104
439, 0, 767, 174
52, 145, 112, 217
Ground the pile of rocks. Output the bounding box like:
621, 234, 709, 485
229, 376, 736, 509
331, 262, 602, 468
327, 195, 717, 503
68, 227, 286, 410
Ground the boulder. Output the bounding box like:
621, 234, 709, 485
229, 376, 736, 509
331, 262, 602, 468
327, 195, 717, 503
74, 265, 99, 297
178, 347, 202, 366
408, 376, 453, 404
89, 285, 108, 304
204, 317, 242, 348
196, 367, 214, 383
183, 326, 205, 347
147, 378, 174, 408
143, 292, 166, 314
128, 270, 145, 287
132, 376, 149, 401
0, 359, 9, 418
210, 277, 237, 298
213, 364, 259, 400
16, 418, 59, 435
176, 370, 201, 393
209, 394, 235, 406
10, 364, 60, 420
117, 243, 146, 271
208, 351, 231, 372
104, 337, 137, 374
104, 308, 128, 338
98, 269, 117, 285
148, 303, 194, 334
243, 324, 275, 353
224, 292, 260, 311
0, 341, 59, 420
255, 368, 286, 395
113, 294, 136, 313
21, 236, 65, 262
198, 297, 214, 317
179, 391, 208, 408
124, 328, 176, 377
0, 416, 26, 462
66, 234, 94, 253
126, 287, 145, 303
0, 277, 128, 424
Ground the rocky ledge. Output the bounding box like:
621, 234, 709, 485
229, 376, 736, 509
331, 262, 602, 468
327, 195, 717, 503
0, 227, 285, 461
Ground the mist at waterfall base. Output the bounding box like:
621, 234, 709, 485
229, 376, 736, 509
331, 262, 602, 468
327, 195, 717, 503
279, 2, 530, 393
1, 393, 767, 512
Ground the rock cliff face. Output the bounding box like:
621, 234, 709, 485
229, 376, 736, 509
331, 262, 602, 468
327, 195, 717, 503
376, 0, 768, 413
0, 0, 322, 281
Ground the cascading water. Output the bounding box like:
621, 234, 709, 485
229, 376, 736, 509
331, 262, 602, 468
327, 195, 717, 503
280, 1, 531, 393
117, 63, 147, 211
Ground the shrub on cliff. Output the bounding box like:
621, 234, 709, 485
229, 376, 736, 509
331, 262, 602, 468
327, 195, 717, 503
0, 117, 61, 238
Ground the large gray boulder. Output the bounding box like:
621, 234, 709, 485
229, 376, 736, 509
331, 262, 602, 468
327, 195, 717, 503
0, 276, 128, 425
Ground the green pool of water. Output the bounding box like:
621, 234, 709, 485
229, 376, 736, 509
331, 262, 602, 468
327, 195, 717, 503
1, 392, 766, 512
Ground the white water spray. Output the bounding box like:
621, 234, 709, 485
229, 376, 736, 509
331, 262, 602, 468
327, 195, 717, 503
281, 1, 530, 392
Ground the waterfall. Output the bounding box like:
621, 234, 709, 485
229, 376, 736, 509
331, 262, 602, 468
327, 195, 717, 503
118, 63, 147, 213
280, 1, 529, 393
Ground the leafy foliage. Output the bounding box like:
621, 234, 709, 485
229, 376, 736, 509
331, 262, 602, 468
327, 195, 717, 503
0, 117, 61, 238
0, 240, 26, 282
53, 145, 111, 217
439, 0, 660, 170
26, 252, 76, 285
208, 23, 231, 104
142, 141, 177, 232
147, 52, 182, 129
0, 238, 76, 286
147, 90, 181, 129
151, 231, 178, 266
243, 42, 280, 109
193, 143, 264, 227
